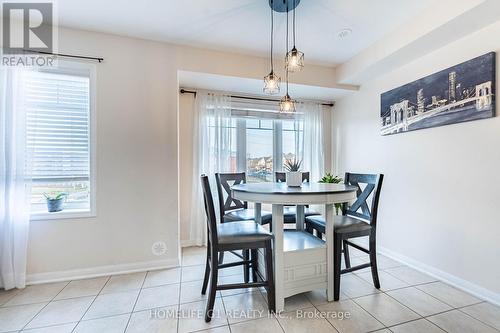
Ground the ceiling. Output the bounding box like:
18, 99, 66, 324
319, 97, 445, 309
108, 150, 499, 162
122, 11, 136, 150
58, 0, 435, 67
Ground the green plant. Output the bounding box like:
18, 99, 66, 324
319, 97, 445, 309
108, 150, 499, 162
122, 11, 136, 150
319, 173, 343, 184
284, 158, 302, 172
319, 173, 343, 214
43, 192, 67, 201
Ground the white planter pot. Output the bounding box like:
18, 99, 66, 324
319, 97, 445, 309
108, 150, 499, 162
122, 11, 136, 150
286, 171, 303, 187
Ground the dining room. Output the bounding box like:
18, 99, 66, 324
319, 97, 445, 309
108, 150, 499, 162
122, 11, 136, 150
1, 0, 500, 332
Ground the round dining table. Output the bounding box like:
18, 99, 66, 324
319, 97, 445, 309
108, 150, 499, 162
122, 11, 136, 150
231, 182, 358, 311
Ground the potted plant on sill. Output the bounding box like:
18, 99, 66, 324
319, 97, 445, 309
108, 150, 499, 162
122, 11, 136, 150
44, 192, 67, 213
284, 158, 303, 187
319, 173, 343, 214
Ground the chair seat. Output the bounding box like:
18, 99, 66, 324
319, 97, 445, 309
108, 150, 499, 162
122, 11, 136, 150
218, 221, 273, 244
283, 206, 320, 223
223, 208, 272, 224
305, 215, 372, 235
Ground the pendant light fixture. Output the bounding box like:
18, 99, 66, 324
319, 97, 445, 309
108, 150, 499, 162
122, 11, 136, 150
280, 7, 296, 112
285, 0, 304, 72
263, 0, 280, 95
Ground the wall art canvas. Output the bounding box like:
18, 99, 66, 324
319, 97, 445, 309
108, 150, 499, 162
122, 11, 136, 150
381, 52, 496, 135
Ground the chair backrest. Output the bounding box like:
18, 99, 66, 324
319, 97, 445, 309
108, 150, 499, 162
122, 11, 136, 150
342, 173, 384, 227
215, 172, 248, 221
275, 171, 310, 183
200, 175, 218, 249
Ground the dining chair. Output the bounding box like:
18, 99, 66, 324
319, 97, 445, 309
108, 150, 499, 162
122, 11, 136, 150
304, 172, 384, 300
275, 171, 320, 223
200, 175, 275, 322
215, 172, 273, 270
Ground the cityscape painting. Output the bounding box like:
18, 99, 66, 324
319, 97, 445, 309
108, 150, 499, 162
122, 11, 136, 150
381, 52, 496, 135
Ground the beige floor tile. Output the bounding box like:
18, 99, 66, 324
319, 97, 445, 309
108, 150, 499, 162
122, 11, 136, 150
0, 289, 20, 307
303, 289, 348, 307
54, 277, 108, 300
100, 272, 146, 294
222, 292, 269, 324
387, 287, 452, 317
5, 283, 68, 306
143, 268, 181, 288
182, 247, 207, 267
316, 299, 384, 333
376, 255, 403, 270
416, 282, 482, 308
83, 290, 139, 320
277, 307, 337, 333
73, 314, 130, 333
357, 271, 409, 292
0, 303, 47, 332
178, 298, 228, 333
134, 284, 180, 311
460, 302, 500, 331
428, 309, 497, 333
126, 305, 177, 333
230, 316, 283, 333
384, 266, 436, 286
180, 279, 220, 304
353, 293, 420, 327
219, 265, 245, 277
181, 265, 206, 282
196, 326, 231, 333
218, 275, 257, 297
283, 294, 314, 312
340, 274, 381, 298
21, 322, 77, 333
25, 296, 94, 329
389, 318, 446, 333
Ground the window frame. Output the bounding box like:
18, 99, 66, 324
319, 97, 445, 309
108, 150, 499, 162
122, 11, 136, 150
30, 60, 97, 221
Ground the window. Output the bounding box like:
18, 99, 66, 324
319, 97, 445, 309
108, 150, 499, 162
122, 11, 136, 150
229, 101, 304, 183
26, 62, 95, 219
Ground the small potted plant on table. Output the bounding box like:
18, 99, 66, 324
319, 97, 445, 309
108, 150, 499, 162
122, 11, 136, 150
319, 173, 343, 214
44, 192, 67, 213
284, 158, 303, 187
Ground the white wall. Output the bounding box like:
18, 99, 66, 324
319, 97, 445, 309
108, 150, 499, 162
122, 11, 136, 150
26, 27, 341, 282
333, 21, 500, 303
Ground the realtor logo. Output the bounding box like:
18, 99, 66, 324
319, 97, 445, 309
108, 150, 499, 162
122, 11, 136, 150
2, 2, 53, 54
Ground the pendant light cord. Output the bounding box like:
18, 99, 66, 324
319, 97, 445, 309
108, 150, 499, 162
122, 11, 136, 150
270, 0, 274, 71
286, 6, 289, 93
293, 0, 296, 48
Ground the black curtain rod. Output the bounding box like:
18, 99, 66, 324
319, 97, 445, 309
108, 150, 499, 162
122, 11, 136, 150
22, 49, 104, 63
180, 89, 334, 107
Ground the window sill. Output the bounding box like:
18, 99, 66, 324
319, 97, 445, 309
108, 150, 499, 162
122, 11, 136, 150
30, 209, 95, 221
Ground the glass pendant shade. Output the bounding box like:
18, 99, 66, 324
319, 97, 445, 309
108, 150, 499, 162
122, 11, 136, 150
286, 47, 304, 72
279, 93, 296, 112
263, 71, 281, 95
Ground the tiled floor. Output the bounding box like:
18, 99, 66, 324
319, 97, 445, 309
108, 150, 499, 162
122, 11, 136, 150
1, 247, 499, 333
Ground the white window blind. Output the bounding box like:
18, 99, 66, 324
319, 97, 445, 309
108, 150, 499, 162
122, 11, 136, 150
25, 69, 92, 213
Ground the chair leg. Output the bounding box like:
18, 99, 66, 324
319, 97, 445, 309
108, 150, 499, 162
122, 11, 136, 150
251, 249, 258, 282
201, 240, 211, 295
243, 249, 250, 283
343, 240, 351, 269
205, 248, 219, 322
264, 241, 275, 313
369, 234, 381, 289
334, 235, 342, 301
218, 251, 224, 265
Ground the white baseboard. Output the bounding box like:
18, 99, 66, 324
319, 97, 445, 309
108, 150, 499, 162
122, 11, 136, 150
379, 246, 500, 306
26, 257, 180, 285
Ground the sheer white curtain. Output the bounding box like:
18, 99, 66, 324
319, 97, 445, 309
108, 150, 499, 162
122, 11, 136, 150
300, 102, 326, 182
189, 92, 232, 246
0, 67, 31, 290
